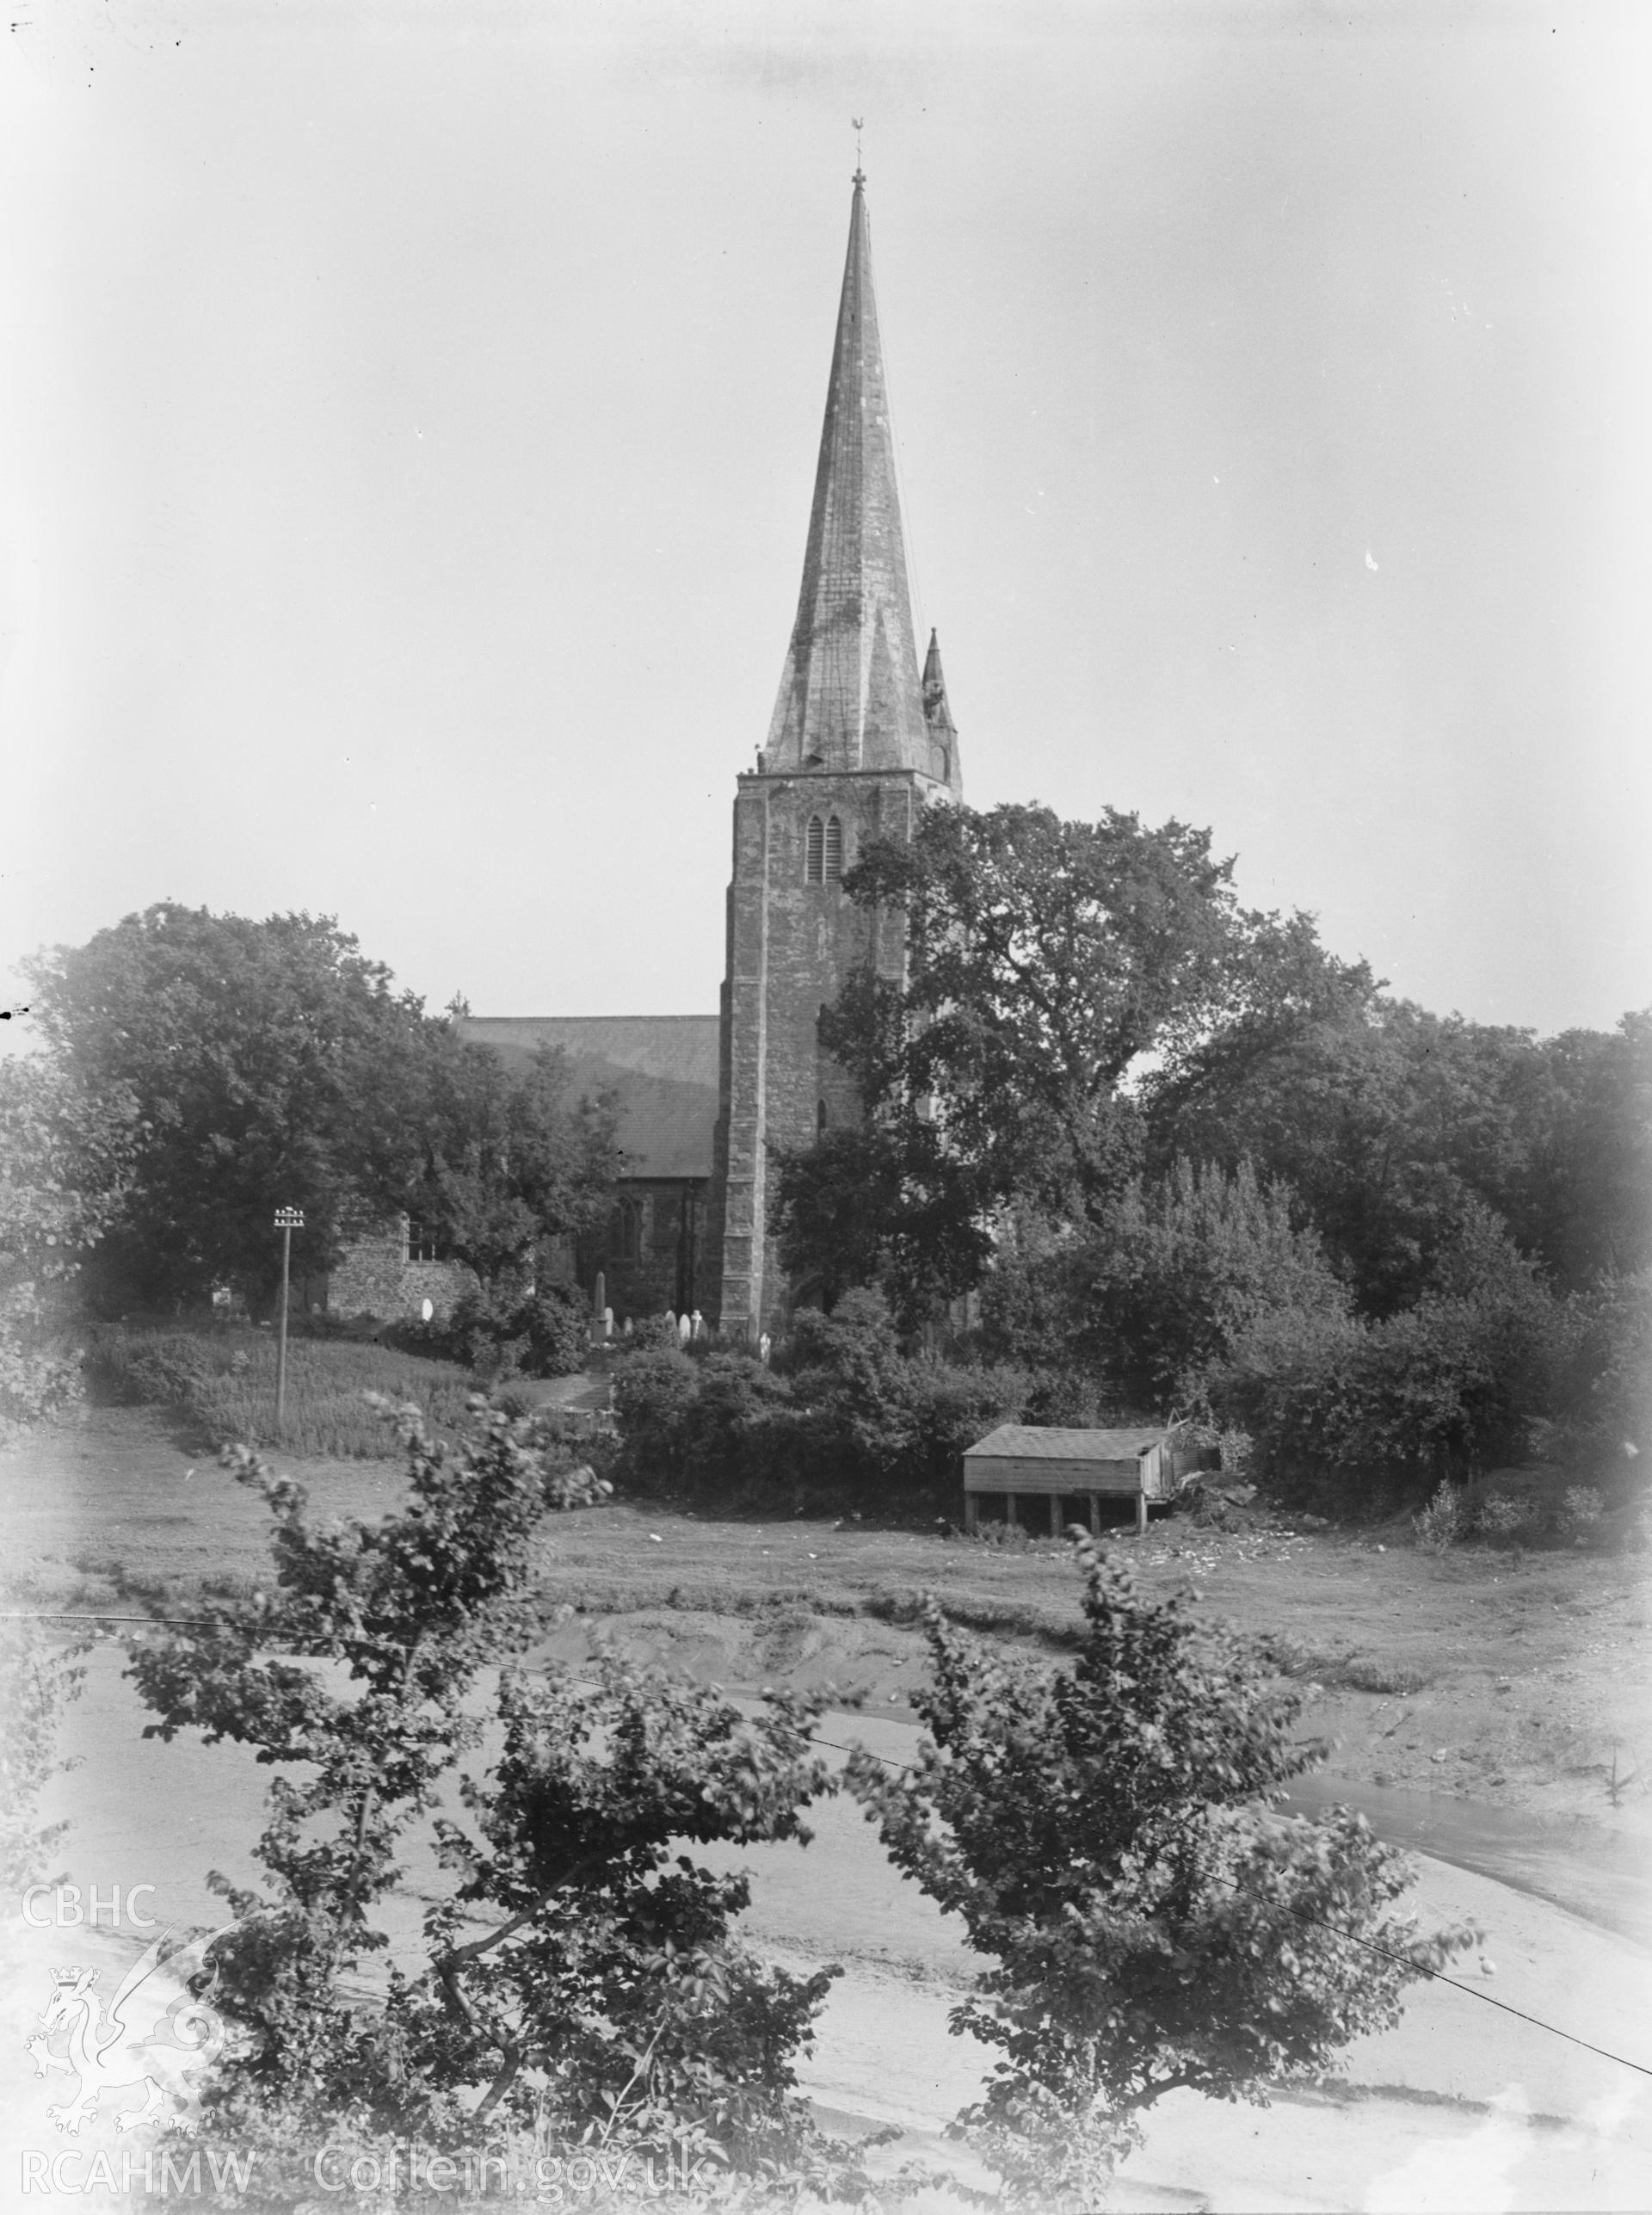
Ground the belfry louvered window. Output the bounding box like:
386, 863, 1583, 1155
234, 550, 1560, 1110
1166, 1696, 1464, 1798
805, 815, 824, 882
823, 816, 843, 879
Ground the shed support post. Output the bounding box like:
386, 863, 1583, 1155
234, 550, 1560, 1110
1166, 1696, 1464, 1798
1005, 1493, 1018, 1530
1089, 1492, 1102, 1538
1049, 1493, 1062, 1538
1136, 1491, 1148, 1539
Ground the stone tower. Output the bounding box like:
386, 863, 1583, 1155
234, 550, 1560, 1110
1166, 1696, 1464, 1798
707, 172, 963, 1340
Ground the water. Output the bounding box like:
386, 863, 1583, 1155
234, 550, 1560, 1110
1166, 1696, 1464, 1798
1285, 1773, 1652, 1947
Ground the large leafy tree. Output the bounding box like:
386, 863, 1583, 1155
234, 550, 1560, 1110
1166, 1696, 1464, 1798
775, 801, 1365, 1310
404, 1032, 618, 1298
1519, 1012, 1652, 1288
848, 1543, 1473, 2206
22, 904, 617, 1311
24, 904, 424, 1306
981, 1158, 1351, 1413
1146, 996, 1652, 1311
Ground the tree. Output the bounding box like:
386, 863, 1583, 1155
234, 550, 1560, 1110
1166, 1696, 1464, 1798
0, 1054, 139, 1426
21, 904, 618, 1313
23, 904, 429, 1308
1521, 1012, 1652, 1289
408, 1033, 617, 1301
126, 1401, 858, 2193
848, 1542, 1474, 2207
1211, 1204, 1585, 1502
981, 1159, 1350, 1413
771, 1122, 989, 1322
1146, 995, 1652, 1313
778, 802, 1365, 1306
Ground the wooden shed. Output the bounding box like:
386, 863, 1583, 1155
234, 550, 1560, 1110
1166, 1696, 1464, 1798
962, 1424, 1190, 1538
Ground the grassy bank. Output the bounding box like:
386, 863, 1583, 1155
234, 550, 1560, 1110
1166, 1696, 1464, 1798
3, 1393, 1646, 1833
88, 1323, 476, 1457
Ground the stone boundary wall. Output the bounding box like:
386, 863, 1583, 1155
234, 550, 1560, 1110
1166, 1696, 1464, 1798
328, 1221, 476, 1322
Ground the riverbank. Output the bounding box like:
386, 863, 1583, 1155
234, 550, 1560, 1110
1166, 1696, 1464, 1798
4, 1401, 1649, 1848
6, 1661, 1649, 2212
3, 1403, 1649, 2208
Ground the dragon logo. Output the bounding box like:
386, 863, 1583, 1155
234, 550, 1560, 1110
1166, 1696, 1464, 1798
23, 1927, 232, 2138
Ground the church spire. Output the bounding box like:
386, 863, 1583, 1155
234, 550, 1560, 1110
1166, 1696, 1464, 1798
764, 173, 939, 781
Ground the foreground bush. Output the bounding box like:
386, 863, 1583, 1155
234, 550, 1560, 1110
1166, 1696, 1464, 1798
0, 1622, 86, 1892
125, 1400, 867, 2201
89, 1324, 478, 1455
848, 1541, 1475, 2207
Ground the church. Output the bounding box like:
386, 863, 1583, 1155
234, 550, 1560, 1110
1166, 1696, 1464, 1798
330, 171, 961, 1339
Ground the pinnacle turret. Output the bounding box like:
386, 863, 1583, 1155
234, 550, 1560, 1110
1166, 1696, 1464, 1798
764, 176, 943, 784
921, 627, 960, 791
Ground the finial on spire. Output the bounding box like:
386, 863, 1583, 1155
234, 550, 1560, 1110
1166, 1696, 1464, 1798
851, 115, 865, 187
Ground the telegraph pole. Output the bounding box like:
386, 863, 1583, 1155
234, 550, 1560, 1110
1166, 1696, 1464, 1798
274, 1206, 305, 1435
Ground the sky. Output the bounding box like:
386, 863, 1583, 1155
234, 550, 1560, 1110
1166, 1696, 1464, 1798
3, 0, 1649, 1043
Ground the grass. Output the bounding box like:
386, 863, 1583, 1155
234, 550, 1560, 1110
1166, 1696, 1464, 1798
4, 1379, 1647, 1829
88, 1323, 477, 1458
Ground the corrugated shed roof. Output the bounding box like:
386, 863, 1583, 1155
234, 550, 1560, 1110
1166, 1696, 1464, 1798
964, 1425, 1170, 1461
459, 1015, 719, 1181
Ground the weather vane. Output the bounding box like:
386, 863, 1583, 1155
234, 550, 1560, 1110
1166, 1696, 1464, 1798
852, 116, 864, 181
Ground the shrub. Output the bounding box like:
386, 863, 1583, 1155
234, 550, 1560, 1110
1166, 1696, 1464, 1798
0, 1055, 139, 1437
1413, 1481, 1464, 1553
1540, 1268, 1652, 1481
91, 1324, 222, 1406
124, 1402, 858, 2196
903, 1361, 1030, 1490
1473, 1491, 1536, 1540
89, 1324, 477, 1457
0, 1623, 87, 1891
621, 1312, 687, 1354
1211, 1216, 1581, 1507
0, 1286, 88, 1435
1559, 1484, 1605, 1536
678, 1352, 803, 1492
390, 1281, 589, 1382
982, 1163, 1348, 1413
613, 1289, 1032, 1509
848, 1541, 1475, 2205
611, 1348, 704, 1490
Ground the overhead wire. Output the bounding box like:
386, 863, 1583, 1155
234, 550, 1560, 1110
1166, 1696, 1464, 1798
9, 1607, 1649, 2082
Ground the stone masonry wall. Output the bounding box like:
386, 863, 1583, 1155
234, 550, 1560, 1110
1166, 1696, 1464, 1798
327, 1219, 476, 1323
711, 766, 937, 1339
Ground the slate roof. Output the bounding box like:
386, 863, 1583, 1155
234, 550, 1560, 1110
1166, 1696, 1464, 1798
964, 1425, 1170, 1461
459, 1015, 719, 1181
762, 174, 959, 795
